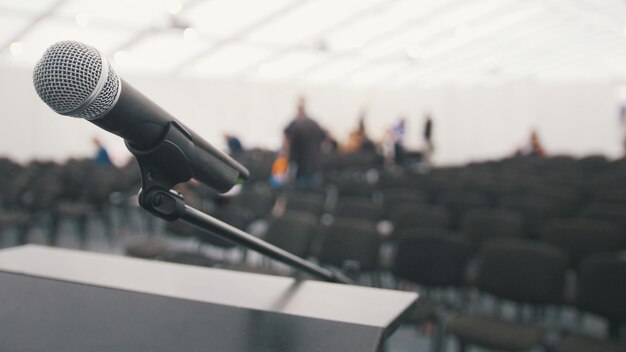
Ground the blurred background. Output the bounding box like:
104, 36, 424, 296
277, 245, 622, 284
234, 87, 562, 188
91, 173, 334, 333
1, 0, 626, 163
1, 1, 626, 351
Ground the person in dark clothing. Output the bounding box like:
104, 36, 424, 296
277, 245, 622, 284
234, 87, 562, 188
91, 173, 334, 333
423, 114, 434, 162
284, 96, 326, 187
92, 137, 113, 166
224, 133, 244, 155
391, 117, 406, 165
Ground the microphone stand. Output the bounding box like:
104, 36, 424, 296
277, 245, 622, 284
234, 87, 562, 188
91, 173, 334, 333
126, 123, 351, 284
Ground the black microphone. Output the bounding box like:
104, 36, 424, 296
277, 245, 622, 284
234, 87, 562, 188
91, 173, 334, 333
32, 41, 249, 193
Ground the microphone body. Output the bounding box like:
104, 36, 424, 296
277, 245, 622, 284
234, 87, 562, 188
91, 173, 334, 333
33, 41, 248, 193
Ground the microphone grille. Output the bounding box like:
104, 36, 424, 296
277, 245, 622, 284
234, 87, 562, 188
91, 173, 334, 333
33, 41, 120, 120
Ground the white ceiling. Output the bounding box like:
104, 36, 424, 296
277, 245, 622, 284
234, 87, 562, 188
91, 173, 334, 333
1, 0, 626, 88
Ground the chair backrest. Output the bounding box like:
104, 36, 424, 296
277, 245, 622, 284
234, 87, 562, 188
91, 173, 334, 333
541, 218, 624, 270
317, 218, 381, 272
461, 208, 524, 250
392, 234, 471, 288
264, 212, 318, 258
582, 202, 626, 235
499, 194, 560, 238
436, 191, 490, 229
578, 255, 626, 326
334, 197, 382, 222
381, 188, 428, 218
284, 192, 326, 217
231, 184, 276, 220
394, 227, 455, 240
477, 239, 568, 305
336, 180, 376, 199
390, 204, 451, 236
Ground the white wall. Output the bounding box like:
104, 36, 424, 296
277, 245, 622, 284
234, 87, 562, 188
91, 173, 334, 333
0, 65, 623, 166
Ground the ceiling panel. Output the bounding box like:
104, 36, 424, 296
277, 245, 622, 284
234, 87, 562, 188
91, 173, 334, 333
15, 17, 132, 65
189, 43, 273, 77
1, 0, 626, 86
304, 56, 365, 84
343, 61, 409, 87
0, 0, 57, 13
56, 0, 166, 27
254, 50, 325, 80
118, 30, 209, 72
248, 0, 382, 46
187, 0, 294, 37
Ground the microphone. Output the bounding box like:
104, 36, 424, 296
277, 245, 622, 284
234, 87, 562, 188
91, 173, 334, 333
32, 41, 249, 193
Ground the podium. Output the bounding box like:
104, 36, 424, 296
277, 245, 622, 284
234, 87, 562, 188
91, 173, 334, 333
0, 245, 417, 352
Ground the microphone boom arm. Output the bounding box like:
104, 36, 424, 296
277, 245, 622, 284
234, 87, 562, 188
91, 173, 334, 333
128, 122, 351, 284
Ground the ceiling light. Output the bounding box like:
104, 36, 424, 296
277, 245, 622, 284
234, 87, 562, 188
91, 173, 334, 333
9, 42, 23, 56
165, 0, 182, 15
406, 45, 425, 60
184, 27, 198, 43
75, 13, 90, 27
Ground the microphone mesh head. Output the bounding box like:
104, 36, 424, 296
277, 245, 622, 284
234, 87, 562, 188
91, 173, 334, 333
33, 41, 120, 120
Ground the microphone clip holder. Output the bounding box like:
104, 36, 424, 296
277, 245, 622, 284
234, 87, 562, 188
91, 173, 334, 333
125, 123, 351, 284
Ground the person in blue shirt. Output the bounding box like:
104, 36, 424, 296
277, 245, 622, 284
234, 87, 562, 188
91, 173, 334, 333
92, 137, 113, 166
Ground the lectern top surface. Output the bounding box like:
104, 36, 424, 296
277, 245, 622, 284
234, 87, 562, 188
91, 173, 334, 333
0, 245, 416, 328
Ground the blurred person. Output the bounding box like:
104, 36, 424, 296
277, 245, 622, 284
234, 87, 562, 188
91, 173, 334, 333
283, 96, 326, 187
341, 109, 374, 153
621, 105, 626, 153
391, 116, 407, 164
92, 136, 113, 166
223, 133, 244, 155
270, 150, 289, 188
423, 113, 434, 154
517, 129, 546, 157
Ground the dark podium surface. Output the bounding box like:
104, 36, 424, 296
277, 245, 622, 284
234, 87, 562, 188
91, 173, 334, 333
0, 245, 417, 352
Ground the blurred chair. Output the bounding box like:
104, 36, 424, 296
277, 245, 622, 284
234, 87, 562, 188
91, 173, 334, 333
392, 233, 472, 352
582, 202, 626, 237
333, 196, 383, 222
591, 188, 626, 206
20, 162, 64, 245
557, 255, 626, 352
263, 211, 318, 259
52, 162, 120, 247
436, 191, 490, 230
0, 165, 30, 246
282, 192, 326, 218
500, 194, 560, 238
541, 218, 624, 271
381, 188, 428, 219
446, 239, 568, 352
460, 208, 524, 251
390, 204, 451, 239
229, 183, 276, 221
335, 179, 376, 199
317, 218, 381, 283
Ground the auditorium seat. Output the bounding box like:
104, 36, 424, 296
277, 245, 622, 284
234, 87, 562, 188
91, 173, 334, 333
557, 255, 626, 352
446, 239, 568, 352
282, 191, 326, 218
390, 204, 451, 239
317, 218, 381, 282
381, 188, 428, 218
436, 191, 490, 230
392, 233, 472, 351
333, 196, 383, 222
263, 212, 318, 259
500, 194, 560, 238
460, 208, 524, 251
541, 218, 624, 271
